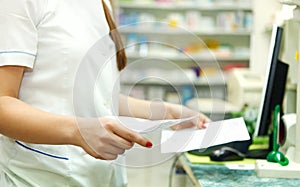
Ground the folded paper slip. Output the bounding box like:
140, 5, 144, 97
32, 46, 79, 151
161, 117, 250, 153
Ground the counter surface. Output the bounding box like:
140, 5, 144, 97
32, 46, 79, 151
180, 153, 300, 187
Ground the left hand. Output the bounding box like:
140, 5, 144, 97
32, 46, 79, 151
164, 103, 211, 130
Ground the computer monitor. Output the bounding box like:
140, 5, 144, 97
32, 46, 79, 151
189, 25, 289, 159
254, 25, 289, 142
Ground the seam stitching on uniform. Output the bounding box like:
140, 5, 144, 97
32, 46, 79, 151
0, 51, 36, 57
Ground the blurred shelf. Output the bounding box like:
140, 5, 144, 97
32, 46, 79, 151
118, 2, 252, 11
125, 53, 250, 62
121, 78, 226, 87
119, 27, 252, 36
279, 0, 300, 6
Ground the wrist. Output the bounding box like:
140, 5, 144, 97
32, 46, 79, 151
63, 116, 82, 146
147, 101, 169, 120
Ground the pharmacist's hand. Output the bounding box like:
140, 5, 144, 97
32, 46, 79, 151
165, 103, 211, 130
74, 117, 152, 160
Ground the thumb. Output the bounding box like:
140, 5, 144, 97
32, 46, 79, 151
171, 122, 194, 130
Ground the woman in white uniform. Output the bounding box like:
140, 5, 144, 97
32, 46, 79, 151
0, 0, 210, 186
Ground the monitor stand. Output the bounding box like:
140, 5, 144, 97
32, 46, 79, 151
255, 146, 300, 178
255, 107, 300, 178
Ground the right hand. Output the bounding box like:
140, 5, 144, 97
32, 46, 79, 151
74, 117, 152, 160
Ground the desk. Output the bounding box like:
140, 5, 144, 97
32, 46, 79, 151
178, 153, 300, 187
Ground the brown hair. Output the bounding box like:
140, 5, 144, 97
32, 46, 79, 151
102, 0, 127, 71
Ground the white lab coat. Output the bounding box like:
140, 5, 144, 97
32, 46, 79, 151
0, 0, 126, 186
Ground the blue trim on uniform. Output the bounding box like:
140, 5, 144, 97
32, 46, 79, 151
15, 140, 69, 160
0, 51, 36, 57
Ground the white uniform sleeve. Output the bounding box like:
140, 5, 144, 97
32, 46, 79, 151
0, 0, 45, 68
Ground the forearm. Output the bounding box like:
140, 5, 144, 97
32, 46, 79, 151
119, 94, 171, 120
0, 96, 77, 145
119, 94, 210, 130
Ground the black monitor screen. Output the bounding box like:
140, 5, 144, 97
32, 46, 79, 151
254, 25, 289, 137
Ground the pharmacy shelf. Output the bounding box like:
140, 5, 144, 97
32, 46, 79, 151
117, 0, 252, 101
119, 27, 252, 36
118, 2, 252, 11
121, 78, 226, 87
125, 53, 250, 62
279, 0, 300, 5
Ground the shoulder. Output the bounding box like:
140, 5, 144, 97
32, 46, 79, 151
0, 0, 48, 25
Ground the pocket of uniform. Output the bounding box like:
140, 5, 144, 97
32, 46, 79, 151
12, 140, 70, 178
15, 141, 69, 160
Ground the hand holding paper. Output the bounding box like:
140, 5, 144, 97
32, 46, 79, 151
113, 116, 250, 153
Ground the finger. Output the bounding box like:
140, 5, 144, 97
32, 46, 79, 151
196, 121, 206, 129
171, 113, 211, 130
171, 122, 194, 130
100, 152, 118, 160
109, 132, 134, 150
196, 114, 211, 128
202, 114, 212, 123
110, 123, 153, 148
106, 143, 126, 155
91, 144, 126, 160
103, 121, 136, 148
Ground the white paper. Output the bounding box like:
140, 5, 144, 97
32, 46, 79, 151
112, 115, 198, 134
160, 117, 250, 153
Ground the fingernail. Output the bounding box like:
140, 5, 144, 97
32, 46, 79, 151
146, 142, 153, 148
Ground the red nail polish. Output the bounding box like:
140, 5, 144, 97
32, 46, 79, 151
146, 142, 153, 148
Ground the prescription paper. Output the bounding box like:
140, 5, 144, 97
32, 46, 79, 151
161, 117, 250, 153
112, 116, 250, 153
112, 115, 198, 134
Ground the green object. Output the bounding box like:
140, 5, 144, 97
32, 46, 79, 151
230, 105, 258, 135
243, 107, 258, 135
266, 105, 289, 166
